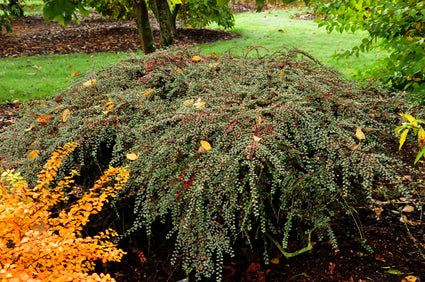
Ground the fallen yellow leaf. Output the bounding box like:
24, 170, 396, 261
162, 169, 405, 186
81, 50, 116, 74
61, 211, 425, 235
71, 71, 81, 77
62, 109, 71, 122
126, 152, 139, 160
194, 98, 206, 109
356, 128, 365, 140
253, 135, 262, 142
36, 114, 53, 125
183, 99, 194, 107
200, 140, 212, 151
83, 79, 97, 87
192, 56, 203, 61
140, 88, 155, 97
29, 150, 39, 159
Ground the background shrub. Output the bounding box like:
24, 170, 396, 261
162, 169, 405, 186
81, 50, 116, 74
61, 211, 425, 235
0, 48, 421, 279
315, 0, 425, 101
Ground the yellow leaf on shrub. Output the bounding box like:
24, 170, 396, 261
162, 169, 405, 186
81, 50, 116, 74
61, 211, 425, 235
183, 99, 194, 107
126, 152, 139, 160
140, 88, 155, 97
193, 98, 206, 109
175, 67, 184, 73
253, 135, 262, 142
62, 109, 71, 122
356, 128, 365, 140
29, 150, 39, 159
200, 140, 212, 151
83, 79, 97, 87
406, 36, 414, 41
399, 129, 409, 150
192, 56, 203, 62
35, 114, 53, 125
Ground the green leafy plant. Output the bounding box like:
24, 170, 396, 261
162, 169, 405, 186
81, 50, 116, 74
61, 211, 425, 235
177, 0, 234, 29
0, 0, 23, 35
0, 48, 420, 279
395, 113, 425, 164
315, 0, 425, 99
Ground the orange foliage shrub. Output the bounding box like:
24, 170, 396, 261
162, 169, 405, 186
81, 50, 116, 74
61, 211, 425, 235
0, 142, 129, 281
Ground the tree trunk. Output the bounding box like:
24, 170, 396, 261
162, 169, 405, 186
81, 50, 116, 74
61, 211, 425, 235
148, 0, 173, 47
171, 4, 181, 35
132, 0, 155, 54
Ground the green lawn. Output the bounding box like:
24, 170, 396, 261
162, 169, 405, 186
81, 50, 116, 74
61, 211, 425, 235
0, 52, 141, 102
196, 9, 388, 78
0, 7, 388, 103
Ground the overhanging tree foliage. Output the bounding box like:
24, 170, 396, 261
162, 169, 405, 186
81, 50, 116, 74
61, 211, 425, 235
315, 0, 425, 101
42, 0, 234, 54
0, 0, 24, 35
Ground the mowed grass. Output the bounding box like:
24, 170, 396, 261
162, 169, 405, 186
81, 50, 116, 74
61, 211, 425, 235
0, 52, 140, 102
197, 8, 388, 77
0, 7, 388, 103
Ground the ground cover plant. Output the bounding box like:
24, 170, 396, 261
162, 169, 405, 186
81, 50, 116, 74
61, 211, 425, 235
0, 48, 422, 279
0, 142, 129, 281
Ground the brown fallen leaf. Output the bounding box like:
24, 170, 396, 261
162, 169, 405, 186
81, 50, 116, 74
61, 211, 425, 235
401, 205, 414, 213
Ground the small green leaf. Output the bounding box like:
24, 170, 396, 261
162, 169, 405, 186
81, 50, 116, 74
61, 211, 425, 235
385, 268, 404, 275
414, 147, 425, 165
418, 127, 425, 147
399, 129, 409, 150
217, 0, 228, 6
255, 0, 264, 12
78, 3, 90, 17
395, 125, 405, 135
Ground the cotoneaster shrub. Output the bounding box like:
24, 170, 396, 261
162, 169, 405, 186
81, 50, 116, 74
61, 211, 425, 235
0, 48, 421, 279
0, 142, 129, 281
